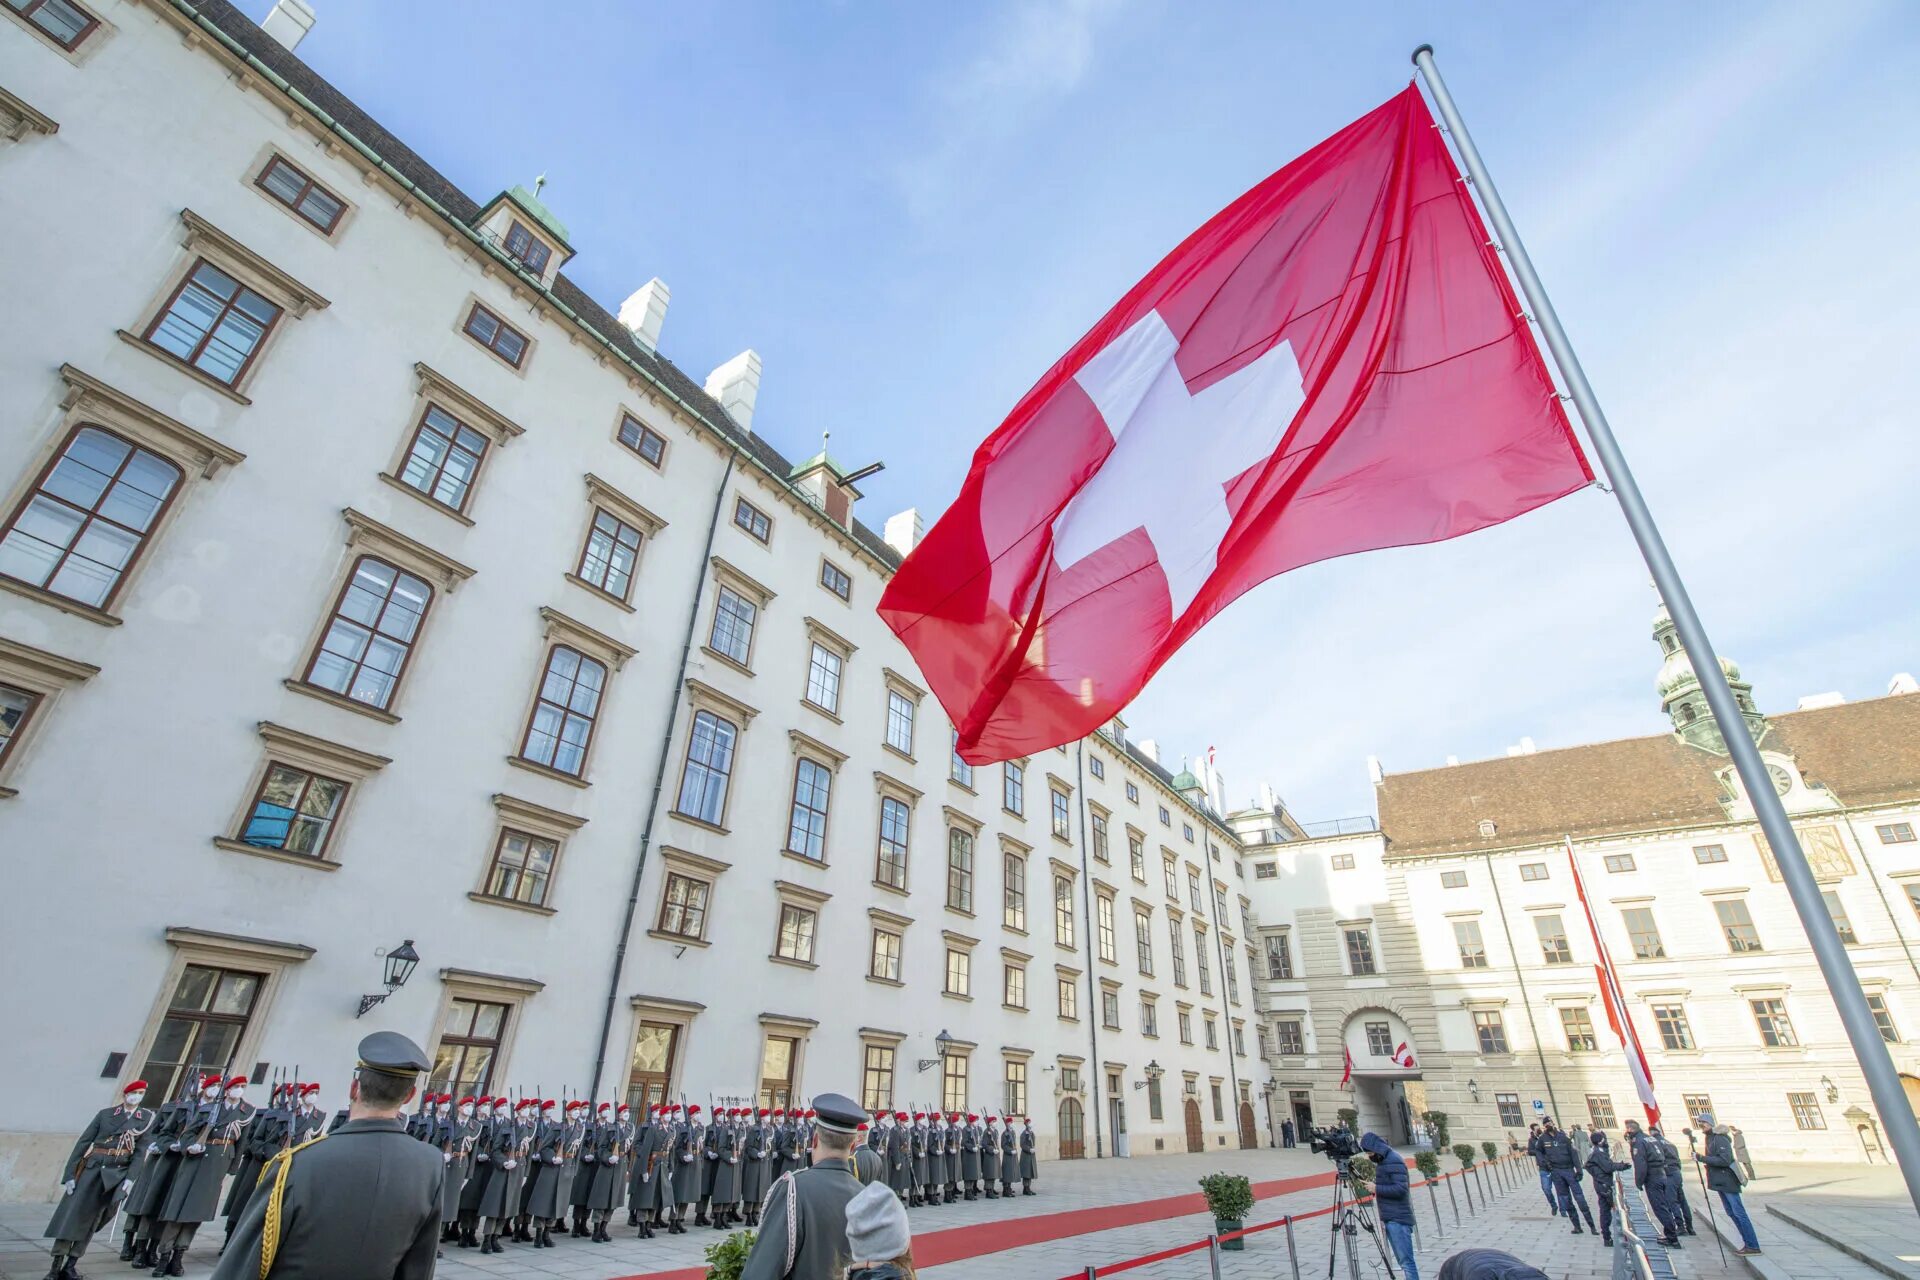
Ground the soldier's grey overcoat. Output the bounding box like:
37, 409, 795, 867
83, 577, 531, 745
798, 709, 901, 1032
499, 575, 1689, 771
44, 1105, 154, 1243
738, 1157, 861, 1280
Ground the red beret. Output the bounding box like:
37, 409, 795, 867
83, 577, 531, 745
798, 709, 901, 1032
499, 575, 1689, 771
123, 1080, 150, 1094
226, 1075, 249, 1089
457, 1096, 475, 1106
805, 1108, 817, 1118
597, 1102, 613, 1112
200, 1074, 224, 1089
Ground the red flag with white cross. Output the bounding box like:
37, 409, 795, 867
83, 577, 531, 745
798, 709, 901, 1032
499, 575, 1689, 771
879, 86, 1591, 763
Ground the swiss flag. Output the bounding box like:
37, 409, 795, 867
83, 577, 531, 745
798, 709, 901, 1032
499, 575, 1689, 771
879, 86, 1591, 763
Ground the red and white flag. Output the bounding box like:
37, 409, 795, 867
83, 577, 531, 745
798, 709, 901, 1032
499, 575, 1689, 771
1392, 1042, 1417, 1070
1340, 1045, 1354, 1089
1568, 838, 1660, 1126
880, 86, 1591, 763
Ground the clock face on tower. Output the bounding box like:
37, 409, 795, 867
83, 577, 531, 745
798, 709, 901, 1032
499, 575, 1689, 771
1768, 764, 1793, 796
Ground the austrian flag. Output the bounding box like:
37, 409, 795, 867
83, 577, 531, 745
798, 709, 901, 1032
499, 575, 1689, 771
879, 86, 1591, 763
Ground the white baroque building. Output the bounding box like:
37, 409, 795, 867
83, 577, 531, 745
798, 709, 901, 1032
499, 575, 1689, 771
0, 0, 1271, 1197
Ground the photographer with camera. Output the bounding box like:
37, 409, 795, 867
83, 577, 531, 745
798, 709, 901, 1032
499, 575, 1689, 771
1359, 1133, 1419, 1280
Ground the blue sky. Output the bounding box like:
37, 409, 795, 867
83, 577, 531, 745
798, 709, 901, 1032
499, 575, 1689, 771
247, 0, 1920, 819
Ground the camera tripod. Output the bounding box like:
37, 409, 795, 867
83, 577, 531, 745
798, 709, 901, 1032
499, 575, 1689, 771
1325, 1162, 1398, 1280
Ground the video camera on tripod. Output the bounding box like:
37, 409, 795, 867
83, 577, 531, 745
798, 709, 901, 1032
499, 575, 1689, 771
1308, 1124, 1361, 1165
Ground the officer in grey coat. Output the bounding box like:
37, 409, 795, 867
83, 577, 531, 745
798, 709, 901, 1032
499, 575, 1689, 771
671, 1105, 705, 1231
211, 1032, 443, 1280
999, 1119, 1017, 1197
125, 1077, 215, 1268
959, 1112, 981, 1198
627, 1105, 669, 1236
45, 1080, 155, 1279
1019, 1117, 1038, 1194
740, 1093, 868, 1280
980, 1115, 1001, 1198
910, 1114, 929, 1207
886, 1112, 913, 1204
152, 1075, 254, 1274
741, 1108, 775, 1227
710, 1108, 744, 1229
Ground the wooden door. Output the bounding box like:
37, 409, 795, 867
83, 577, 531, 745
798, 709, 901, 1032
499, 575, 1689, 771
1238, 1101, 1258, 1150
1184, 1097, 1204, 1152
1058, 1097, 1085, 1159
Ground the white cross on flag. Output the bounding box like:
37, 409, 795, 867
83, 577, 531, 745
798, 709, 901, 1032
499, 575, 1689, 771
880, 86, 1591, 763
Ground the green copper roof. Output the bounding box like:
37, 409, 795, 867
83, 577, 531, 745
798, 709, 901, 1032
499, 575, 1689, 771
789, 450, 848, 481
1170, 769, 1200, 791
505, 184, 570, 245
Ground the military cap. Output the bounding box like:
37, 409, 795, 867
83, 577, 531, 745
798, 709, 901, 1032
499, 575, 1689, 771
355, 1030, 432, 1083
809, 1092, 869, 1135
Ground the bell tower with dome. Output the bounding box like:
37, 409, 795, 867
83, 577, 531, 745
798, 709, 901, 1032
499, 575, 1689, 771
1653, 604, 1768, 754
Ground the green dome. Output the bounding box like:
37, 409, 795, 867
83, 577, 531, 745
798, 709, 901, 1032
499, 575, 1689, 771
1170, 769, 1200, 791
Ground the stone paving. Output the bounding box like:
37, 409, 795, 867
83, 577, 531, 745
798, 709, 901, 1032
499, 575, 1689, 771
1696, 1163, 1919, 1280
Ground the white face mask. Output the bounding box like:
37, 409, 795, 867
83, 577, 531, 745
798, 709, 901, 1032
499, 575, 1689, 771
458, 1105, 474, 1120
124, 1092, 146, 1109
227, 1089, 246, 1102
201, 1086, 221, 1100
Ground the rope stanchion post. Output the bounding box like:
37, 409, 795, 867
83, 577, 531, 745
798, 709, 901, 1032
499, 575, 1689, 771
1084, 1268, 1097, 1280
1444, 1174, 1459, 1225
1425, 1179, 1443, 1237
1207, 1235, 1223, 1280
1284, 1214, 1300, 1280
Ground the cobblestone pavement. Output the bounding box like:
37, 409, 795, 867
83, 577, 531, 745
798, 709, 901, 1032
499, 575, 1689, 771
1697, 1163, 1918, 1280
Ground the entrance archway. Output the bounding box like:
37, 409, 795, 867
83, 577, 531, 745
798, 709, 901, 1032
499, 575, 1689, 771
1184, 1097, 1204, 1152
1058, 1097, 1085, 1159
1238, 1101, 1257, 1149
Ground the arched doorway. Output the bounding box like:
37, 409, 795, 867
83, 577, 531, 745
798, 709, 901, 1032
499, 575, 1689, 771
1058, 1097, 1085, 1159
1238, 1101, 1258, 1149
1184, 1097, 1204, 1152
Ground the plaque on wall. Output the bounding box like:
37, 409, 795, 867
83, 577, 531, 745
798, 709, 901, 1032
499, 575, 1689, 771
1753, 824, 1854, 883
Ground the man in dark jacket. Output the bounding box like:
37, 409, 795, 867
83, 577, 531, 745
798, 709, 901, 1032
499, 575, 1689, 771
1695, 1116, 1761, 1255
1536, 1120, 1596, 1235
1583, 1132, 1631, 1246
1360, 1133, 1419, 1280
1624, 1120, 1682, 1246
1524, 1124, 1557, 1215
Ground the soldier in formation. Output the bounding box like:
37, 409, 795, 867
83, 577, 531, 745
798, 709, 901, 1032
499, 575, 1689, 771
44, 1080, 154, 1280
741, 1107, 775, 1227
980, 1113, 1001, 1197
739, 1093, 869, 1280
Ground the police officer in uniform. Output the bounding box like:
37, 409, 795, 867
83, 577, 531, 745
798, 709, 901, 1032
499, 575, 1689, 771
628, 1105, 669, 1236
1585, 1132, 1631, 1247
211, 1032, 443, 1280
740, 1093, 868, 1280
1537, 1119, 1597, 1234
979, 1114, 1001, 1198
671, 1104, 704, 1232
44, 1079, 155, 1279
998, 1116, 1017, 1199
1019, 1116, 1038, 1195
742, 1107, 775, 1227
1624, 1120, 1682, 1247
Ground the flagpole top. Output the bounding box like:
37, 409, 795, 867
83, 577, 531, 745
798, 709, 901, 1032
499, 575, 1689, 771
1411, 43, 1434, 65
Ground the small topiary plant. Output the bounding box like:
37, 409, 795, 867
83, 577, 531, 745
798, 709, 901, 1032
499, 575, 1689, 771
1413, 1149, 1441, 1180
1348, 1154, 1375, 1188
1481, 1140, 1498, 1163
704, 1229, 757, 1280
1337, 1107, 1359, 1131
1199, 1172, 1255, 1221
1424, 1110, 1451, 1150
1452, 1142, 1478, 1169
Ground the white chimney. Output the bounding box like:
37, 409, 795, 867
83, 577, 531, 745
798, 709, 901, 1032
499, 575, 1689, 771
261, 0, 316, 51
1258, 782, 1279, 813
883, 508, 924, 558
1137, 738, 1160, 764
1445, 755, 1460, 767
617, 278, 670, 353
1505, 736, 1538, 758
1366, 755, 1383, 785
704, 350, 762, 433
1891, 673, 1919, 696
1796, 692, 1846, 710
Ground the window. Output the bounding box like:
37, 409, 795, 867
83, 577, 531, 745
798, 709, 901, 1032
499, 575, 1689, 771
869, 929, 901, 982
1141, 999, 1158, 1037
1586, 1094, 1617, 1129
1440, 869, 1468, 889
885, 690, 915, 756
239, 763, 347, 857
1102, 989, 1121, 1029
136, 964, 264, 1103
1002, 851, 1026, 930
576, 508, 644, 600
1054, 874, 1075, 948
1224, 947, 1239, 1003
1681, 1094, 1715, 1127
1264, 933, 1293, 979
1188, 870, 1203, 911
1204, 1017, 1219, 1050
1653, 1004, 1694, 1050
1275, 1020, 1304, 1055
1344, 928, 1376, 976
1157, 804, 1171, 827
1003, 761, 1025, 815
6, 0, 99, 48
1535, 914, 1573, 965
1365, 1021, 1393, 1057
775, 904, 817, 963
859, 1044, 895, 1114
1496, 1093, 1523, 1127
819, 559, 852, 602
617, 413, 666, 467
303, 557, 432, 712
1519, 863, 1549, 882
944, 947, 971, 996
1048, 786, 1072, 839
1089, 756, 1105, 780
1004, 1060, 1028, 1118
1183, 822, 1195, 843
675, 710, 736, 824
876, 796, 910, 890
1877, 822, 1915, 844
941, 1054, 968, 1112
1822, 889, 1858, 944
0, 683, 37, 768
1097, 894, 1117, 963
1330, 853, 1355, 870
1788, 1092, 1826, 1130
1194, 923, 1212, 994
1561, 1006, 1598, 1051
657, 873, 709, 939
1210, 1081, 1224, 1122
502, 220, 552, 274
1057, 974, 1078, 1020
947, 829, 975, 913
396, 405, 489, 515
804, 642, 843, 713
1622, 907, 1665, 959
1125, 781, 1140, 803
950, 730, 974, 788
1163, 857, 1180, 900
732, 497, 771, 542
1599, 853, 1635, 873
1693, 843, 1728, 864
1091, 811, 1109, 862
1130, 834, 1147, 881
1135, 908, 1155, 975
785, 758, 832, 860
1147, 1074, 1163, 1121
461, 302, 528, 368
1473, 1011, 1509, 1054
519, 646, 606, 777
1868, 993, 1900, 1043
429, 999, 508, 1098
1255, 861, 1277, 880
147, 259, 286, 388
1454, 920, 1489, 968
1751, 998, 1797, 1047
1060, 1065, 1081, 1094
1909, 883, 1920, 924
482, 827, 558, 908
1003, 962, 1026, 1008
708, 586, 757, 666
1177, 1010, 1193, 1044
1169, 920, 1187, 987
1716, 900, 1763, 952
0, 426, 182, 610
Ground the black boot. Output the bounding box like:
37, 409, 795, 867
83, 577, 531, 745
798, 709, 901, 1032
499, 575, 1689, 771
44, 1258, 63, 1280
164, 1249, 186, 1278
1571, 1222, 1584, 1234
131, 1241, 154, 1269
118, 1232, 137, 1263
1024, 1179, 1035, 1196
148, 1248, 169, 1278
60, 1258, 83, 1280
627, 1210, 639, 1227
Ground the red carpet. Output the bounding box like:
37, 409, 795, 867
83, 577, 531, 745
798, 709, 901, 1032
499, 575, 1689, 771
613, 1170, 1333, 1280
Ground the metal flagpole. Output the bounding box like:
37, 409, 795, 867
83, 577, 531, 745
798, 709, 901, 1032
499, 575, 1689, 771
1413, 43, 1920, 1211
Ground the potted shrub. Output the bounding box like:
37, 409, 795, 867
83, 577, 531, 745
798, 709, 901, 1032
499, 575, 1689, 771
1413, 1149, 1440, 1181
1451, 1142, 1478, 1170
1337, 1107, 1359, 1132
1199, 1172, 1255, 1251
704, 1228, 756, 1280
1423, 1110, 1450, 1150
1480, 1140, 1498, 1163
1348, 1154, 1375, 1189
